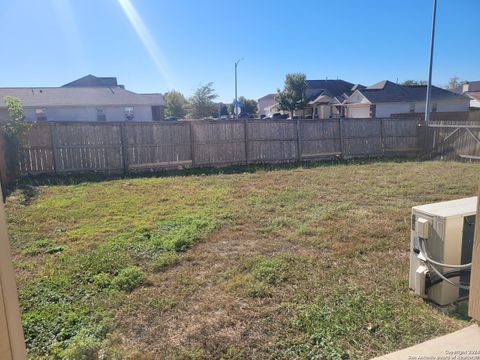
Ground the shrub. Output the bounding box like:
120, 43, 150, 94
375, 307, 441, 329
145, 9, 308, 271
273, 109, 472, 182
111, 266, 145, 292
1, 96, 30, 177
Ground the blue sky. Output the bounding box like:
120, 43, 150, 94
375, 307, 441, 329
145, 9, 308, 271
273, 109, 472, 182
0, 0, 478, 102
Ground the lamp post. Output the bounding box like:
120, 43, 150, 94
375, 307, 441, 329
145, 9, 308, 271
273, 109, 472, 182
235, 58, 244, 118
424, 0, 437, 125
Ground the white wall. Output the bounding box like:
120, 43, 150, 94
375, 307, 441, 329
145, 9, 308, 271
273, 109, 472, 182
468, 95, 480, 109
20, 105, 157, 122
347, 105, 370, 118
377, 98, 470, 117
376, 102, 410, 117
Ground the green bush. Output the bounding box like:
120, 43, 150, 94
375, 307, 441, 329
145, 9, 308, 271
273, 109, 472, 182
111, 266, 145, 292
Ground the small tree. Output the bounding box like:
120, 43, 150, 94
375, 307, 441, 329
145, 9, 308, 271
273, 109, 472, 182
188, 83, 218, 119
164, 90, 187, 118
401, 80, 427, 86
1, 96, 30, 178
446, 77, 465, 90
228, 96, 258, 116
276, 73, 307, 118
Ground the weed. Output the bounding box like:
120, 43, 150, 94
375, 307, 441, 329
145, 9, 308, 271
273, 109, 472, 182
111, 266, 146, 292
151, 252, 180, 272
24, 238, 64, 256
248, 257, 289, 285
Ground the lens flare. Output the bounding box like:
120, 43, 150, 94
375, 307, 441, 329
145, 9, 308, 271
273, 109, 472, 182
117, 0, 172, 87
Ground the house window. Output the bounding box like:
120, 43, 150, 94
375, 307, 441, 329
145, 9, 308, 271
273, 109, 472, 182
432, 102, 438, 112
124, 107, 134, 121
369, 104, 376, 118
409, 103, 415, 113
35, 108, 47, 121
96, 108, 106, 121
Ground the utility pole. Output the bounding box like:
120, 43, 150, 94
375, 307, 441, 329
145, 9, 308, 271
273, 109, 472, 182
424, 0, 437, 125
234, 58, 244, 119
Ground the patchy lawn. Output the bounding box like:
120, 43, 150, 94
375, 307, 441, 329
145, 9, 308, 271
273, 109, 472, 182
6, 160, 480, 359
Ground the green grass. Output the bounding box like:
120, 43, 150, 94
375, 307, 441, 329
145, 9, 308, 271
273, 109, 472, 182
6, 160, 480, 359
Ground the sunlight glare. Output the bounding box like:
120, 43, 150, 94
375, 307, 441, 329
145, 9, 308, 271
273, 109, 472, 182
117, 0, 172, 87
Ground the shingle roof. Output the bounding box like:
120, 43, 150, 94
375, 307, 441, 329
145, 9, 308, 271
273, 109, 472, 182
258, 93, 275, 101
62, 74, 119, 87
453, 81, 480, 93
0, 87, 164, 108
351, 84, 366, 92
306, 80, 355, 100
358, 80, 467, 103
467, 81, 480, 92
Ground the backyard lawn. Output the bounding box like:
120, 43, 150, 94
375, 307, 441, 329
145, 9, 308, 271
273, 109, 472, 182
6, 160, 480, 359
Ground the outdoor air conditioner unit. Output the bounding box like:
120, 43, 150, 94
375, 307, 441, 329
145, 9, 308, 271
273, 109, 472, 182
409, 196, 477, 306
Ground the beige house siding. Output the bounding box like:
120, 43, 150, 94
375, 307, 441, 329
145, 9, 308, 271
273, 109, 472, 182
258, 95, 276, 116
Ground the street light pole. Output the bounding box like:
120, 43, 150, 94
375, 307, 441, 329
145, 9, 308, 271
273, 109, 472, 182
235, 58, 244, 119
424, 0, 437, 126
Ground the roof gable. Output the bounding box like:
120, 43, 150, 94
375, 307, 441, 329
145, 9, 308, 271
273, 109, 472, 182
258, 93, 275, 101
62, 75, 119, 87
305, 79, 357, 101
345, 89, 371, 104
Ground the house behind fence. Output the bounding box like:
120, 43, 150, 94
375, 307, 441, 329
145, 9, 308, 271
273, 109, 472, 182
0, 75, 165, 123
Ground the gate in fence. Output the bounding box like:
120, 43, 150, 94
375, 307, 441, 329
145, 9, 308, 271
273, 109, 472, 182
424, 122, 480, 160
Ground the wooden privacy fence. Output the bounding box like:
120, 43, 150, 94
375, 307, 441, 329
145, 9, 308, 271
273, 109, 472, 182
14, 118, 421, 177
422, 121, 480, 161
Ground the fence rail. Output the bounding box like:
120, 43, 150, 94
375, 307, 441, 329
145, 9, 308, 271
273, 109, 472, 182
11, 118, 422, 177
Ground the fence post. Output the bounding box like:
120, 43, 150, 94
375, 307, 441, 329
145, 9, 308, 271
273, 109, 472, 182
120, 122, 129, 174
339, 118, 345, 159
380, 118, 385, 156
244, 118, 249, 165
189, 121, 196, 167
49, 122, 60, 175
417, 119, 428, 159
296, 119, 301, 161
